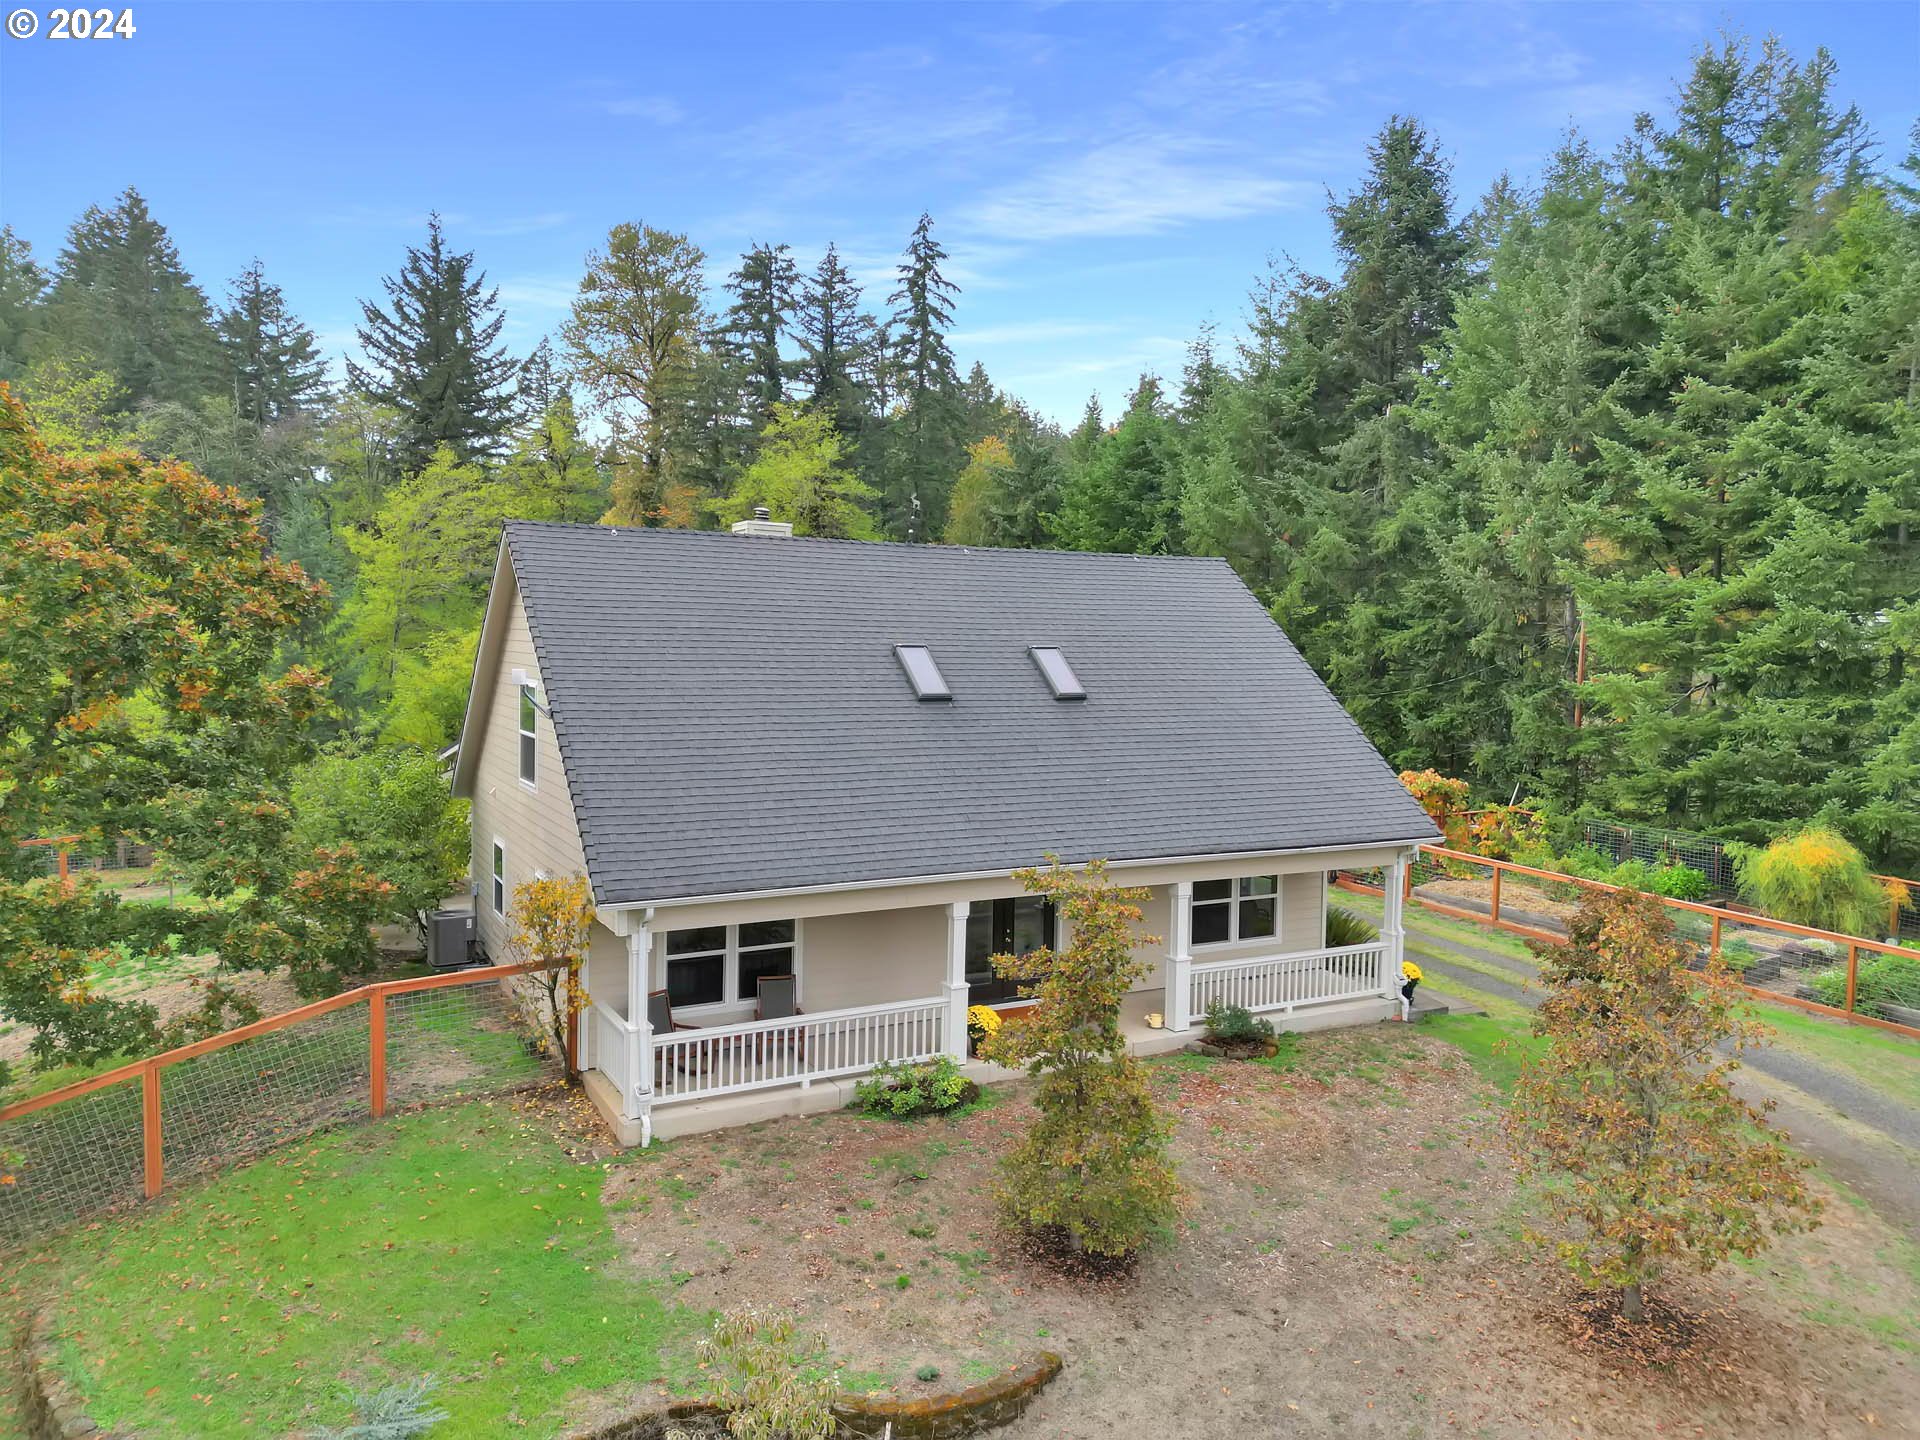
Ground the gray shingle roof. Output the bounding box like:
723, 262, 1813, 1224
501, 521, 1437, 905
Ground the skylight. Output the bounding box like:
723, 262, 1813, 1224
894, 645, 952, 701
1029, 647, 1085, 700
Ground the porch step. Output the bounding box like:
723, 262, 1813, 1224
1406, 990, 1468, 1019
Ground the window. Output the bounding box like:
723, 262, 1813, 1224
1191, 875, 1278, 946
518, 684, 538, 786
664, 920, 799, 1010
665, 925, 727, 1008
894, 645, 951, 701
490, 840, 506, 916
1028, 646, 1085, 700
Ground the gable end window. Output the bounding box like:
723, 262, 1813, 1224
518, 684, 539, 786
490, 840, 507, 916
1191, 875, 1278, 947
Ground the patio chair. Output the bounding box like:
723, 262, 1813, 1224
648, 989, 702, 1083
754, 974, 803, 1066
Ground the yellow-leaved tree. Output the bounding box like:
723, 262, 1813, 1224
507, 873, 595, 1076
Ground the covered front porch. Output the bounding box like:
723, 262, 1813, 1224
577, 850, 1413, 1145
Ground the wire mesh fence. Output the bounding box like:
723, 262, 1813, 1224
1574, 818, 1737, 896
1336, 845, 1920, 1039
0, 962, 566, 1251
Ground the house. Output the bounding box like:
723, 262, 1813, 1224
451, 519, 1437, 1144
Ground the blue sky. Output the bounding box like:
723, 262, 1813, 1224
2, 1, 1915, 424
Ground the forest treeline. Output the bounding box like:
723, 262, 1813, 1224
2, 32, 1915, 871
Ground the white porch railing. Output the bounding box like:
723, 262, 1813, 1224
1190, 942, 1386, 1018
593, 1002, 639, 1112
649, 995, 947, 1104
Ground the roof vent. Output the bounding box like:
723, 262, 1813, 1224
731, 505, 795, 538
1029, 646, 1085, 700
894, 645, 952, 701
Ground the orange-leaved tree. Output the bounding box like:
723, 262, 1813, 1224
507, 873, 595, 1075
1397, 769, 1470, 847
979, 857, 1181, 1261
1506, 889, 1821, 1322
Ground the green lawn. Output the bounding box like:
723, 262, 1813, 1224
38, 1095, 702, 1438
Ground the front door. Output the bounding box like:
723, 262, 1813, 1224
966, 897, 1055, 1005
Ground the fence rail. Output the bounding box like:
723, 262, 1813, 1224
1, 959, 570, 1248
1190, 943, 1386, 1018
1343, 845, 1920, 1040
650, 995, 948, 1104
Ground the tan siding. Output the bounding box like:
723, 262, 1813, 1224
797, 907, 947, 1011
469, 588, 591, 961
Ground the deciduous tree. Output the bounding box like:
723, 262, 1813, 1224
1506, 889, 1821, 1322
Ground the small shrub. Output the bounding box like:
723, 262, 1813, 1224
699, 1308, 838, 1440
914, 1364, 940, 1382
311, 1376, 447, 1439
1807, 953, 1920, 1018
1324, 904, 1379, 947
1720, 938, 1759, 974
1202, 1001, 1274, 1047
1731, 828, 1891, 937
853, 1055, 974, 1118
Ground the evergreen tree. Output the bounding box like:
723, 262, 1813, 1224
882, 213, 964, 536
723, 242, 800, 425
794, 243, 876, 440
216, 260, 328, 425
1055, 375, 1181, 554
516, 337, 566, 421
44, 187, 220, 408
350, 214, 518, 471
0, 225, 47, 382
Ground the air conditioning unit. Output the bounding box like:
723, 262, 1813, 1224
428, 909, 473, 970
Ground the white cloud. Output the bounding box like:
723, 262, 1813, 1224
497, 276, 579, 312
601, 95, 686, 124
965, 136, 1308, 242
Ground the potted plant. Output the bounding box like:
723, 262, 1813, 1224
966, 1003, 1002, 1057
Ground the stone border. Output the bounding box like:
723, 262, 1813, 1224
570, 1351, 1064, 1440
18, 1310, 114, 1440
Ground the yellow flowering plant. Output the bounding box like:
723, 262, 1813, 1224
1402, 960, 1423, 984
966, 1004, 1002, 1051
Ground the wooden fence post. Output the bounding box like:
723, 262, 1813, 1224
141, 1062, 163, 1199
566, 964, 581, 1077
1845, 945, 1859, 1016
1489, 866, 1503, 928
1709, 913, 1722, 963
369, 991, 387, 1118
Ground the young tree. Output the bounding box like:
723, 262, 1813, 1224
561, 221, 710, 523
508, 394, 609, 524
292, 746, 470, 942
350, 214, 519, 471
980, 858, 1182, 1260
506, 873, 595, 1074
1506, 889, 1821, 1322
216, 260, 329, 425
43, 187, 221, 409
715, 403, 879, 539
697, 1309, 838, 1440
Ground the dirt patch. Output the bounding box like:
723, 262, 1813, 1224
605, 1028, 1919, 1440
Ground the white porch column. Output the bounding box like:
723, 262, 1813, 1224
945, 901, 971, 1061
1382, 852, 1408, 1014
1168, 880, 1194, 1032
625, 911, 654, 1126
